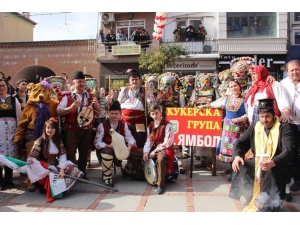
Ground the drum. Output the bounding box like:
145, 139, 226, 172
144, 158, 157, 185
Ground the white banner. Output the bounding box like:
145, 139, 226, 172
49, 172, 66, 196
165, 60, 216, 71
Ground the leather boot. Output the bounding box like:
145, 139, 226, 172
0, 167, 7, 191
4, 167, 15, 189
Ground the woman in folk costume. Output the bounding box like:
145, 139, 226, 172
143, 104, 175, 195
198, 79, 249, 180
0, 78, 21, 190
26, 118, 84, 202
245, 65, 291, 125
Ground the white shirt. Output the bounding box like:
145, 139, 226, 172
246, 81, 290, 122
118, 87, 156, 111
57, 91, 89, 113
280, 77, 300, 124
143, 123, 174, 153
94, 120, 136, 149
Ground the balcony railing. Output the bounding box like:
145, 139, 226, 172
161, 38, 218, 54
95, 39, 159, 61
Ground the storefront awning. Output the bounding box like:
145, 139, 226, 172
286, 45, 300, 62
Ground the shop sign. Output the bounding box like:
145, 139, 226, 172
166, 107, 222, 147
219, 54, 286, 67
112, 45, 141, 55
165, 60, 216, 71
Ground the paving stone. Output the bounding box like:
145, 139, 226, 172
43, 208, 82, 212
150, 181, 186, 194
0, 205, 38, 212
192, 180, 230, 194
113, 178, 148, 193
71, 178, 106, 192
9, 191, 48, 205
144, 195, 187, 212
95, 193, 141, 211
194, 196, 237, 212
50, 191, 99, 208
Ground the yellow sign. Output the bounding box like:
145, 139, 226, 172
112, 45, 141, 55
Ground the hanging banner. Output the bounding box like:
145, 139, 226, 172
166, 107, 222, 147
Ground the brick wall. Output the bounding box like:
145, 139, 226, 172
0, 40, 100, 85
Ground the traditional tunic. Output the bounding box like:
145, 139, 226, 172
57, 91, 95, 174
94, 119, 138, 181
246, 81, 290, 124
27, 138, 83, 202
280, 77, 300, 182
229, 117, 295, 211
219, 95, 247, 162
0, 95, 21, 158
118, 86, 156, 148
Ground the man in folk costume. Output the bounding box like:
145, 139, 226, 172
57, 71, 101, 179
143, 104, 175, 195
280, 60, 300, 193
94, 100, 143, 187
228, 99, 295, 212
117, 69, 156, 178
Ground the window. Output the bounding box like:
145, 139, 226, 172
226, 12, 277, 38
293, 30, 300, 45
116, 20, 145, 41
294, 12, 300, 23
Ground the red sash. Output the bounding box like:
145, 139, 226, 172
121, 109, 146, 125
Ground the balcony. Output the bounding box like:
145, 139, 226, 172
161, 38, 219, 54
94, 39, 160, 63
218, 38, 287, 54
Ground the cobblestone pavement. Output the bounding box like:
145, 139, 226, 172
0, 151, 299, 212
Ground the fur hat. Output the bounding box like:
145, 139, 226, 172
109, 100, 121, 111
72, 71, 85, 80
126, 68, 141, 79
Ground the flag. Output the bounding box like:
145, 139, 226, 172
0, 155, 28, 174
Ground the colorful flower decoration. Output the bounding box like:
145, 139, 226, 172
40, 80, 52, 89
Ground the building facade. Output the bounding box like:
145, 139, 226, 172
0, 12, 37, 42
0, 40, 99, 86
162, 12, 288, 80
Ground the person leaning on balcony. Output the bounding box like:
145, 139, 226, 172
97, 29, 107, 43
140, 29, 150, 41
196, 23, 207, 43
116, 28, 127, 44
184, 21, 195, 41
106, 29, 117, 43
173, 24, 183, 42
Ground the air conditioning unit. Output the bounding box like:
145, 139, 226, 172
100, 13, 115, 24
203, 45, 212, 53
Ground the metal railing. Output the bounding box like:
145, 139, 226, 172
161, 38, 218, 54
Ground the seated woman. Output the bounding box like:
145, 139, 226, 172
26, 118, 84, 202
143, 104, 175, 195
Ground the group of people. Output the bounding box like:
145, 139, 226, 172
201, 60, 300, 212
1, 60, 300, 211
97, 28, 150, 44
173, 21, 207, 42
0, 68, 175, 202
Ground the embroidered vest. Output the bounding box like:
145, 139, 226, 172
63, 91, 94, 123
149, 119, 173, 149
121, 86, 145, 108
0, 96, 16, 118
102, 119, 125, 145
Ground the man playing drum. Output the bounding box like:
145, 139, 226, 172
94, 100, 144, 187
